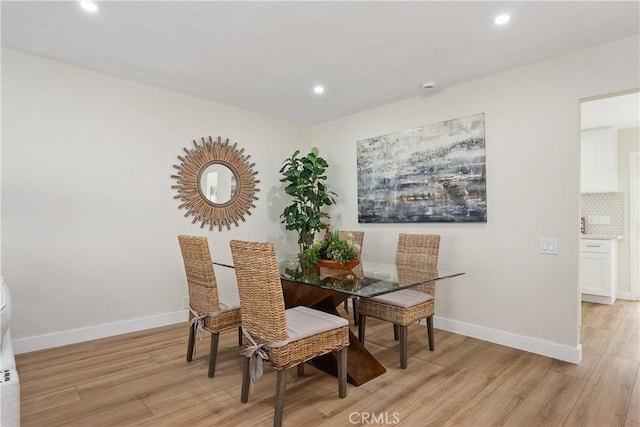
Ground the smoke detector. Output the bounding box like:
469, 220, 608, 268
422, 81, 436, 90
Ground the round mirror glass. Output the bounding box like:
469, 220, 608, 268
198, 163, 238, 205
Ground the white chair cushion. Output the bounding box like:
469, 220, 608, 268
218, 286, 240, 312
285, 306, 349, 343
369, 289, 433, 308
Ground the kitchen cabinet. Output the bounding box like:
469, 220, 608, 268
581, 127, 618, 192
581, 238, 617, 304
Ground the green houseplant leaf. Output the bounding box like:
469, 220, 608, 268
280, 147, 337, 253
302, 229, 361, 265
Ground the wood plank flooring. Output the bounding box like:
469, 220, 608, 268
16, 300, 640, 426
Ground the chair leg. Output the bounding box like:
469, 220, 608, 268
427, 316, 435, 351
399, 325, 408, 369
297, 363, 304, 377
358, 314, 366, 343
337, 347, 347, 398
238, 326, 243, 346
274, 369, 287, 427
343, 299, 349, 313
352, 298, 358, 326
186, 322, 196, 362
241, 356, 251, 403
208, 333, 220, 378
393, 324, 400, 341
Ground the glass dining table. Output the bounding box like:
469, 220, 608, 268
215, 256, 464, 385
278, 256, 464, 298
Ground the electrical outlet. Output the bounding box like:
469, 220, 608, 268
588, 215, 599, 225
598, 215, 611, 225
182, 296, 189, 309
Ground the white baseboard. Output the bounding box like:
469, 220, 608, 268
12, 310, 189, 355
432, 316, 582, 364
13, 310, 584, 365
581, 293, 615, 304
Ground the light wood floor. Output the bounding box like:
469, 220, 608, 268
16, 300, 640, 426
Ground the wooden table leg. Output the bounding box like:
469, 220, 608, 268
312, 328, 386, 386
281, 280, 386, 386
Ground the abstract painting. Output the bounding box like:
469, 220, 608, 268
357, 113, 486, 223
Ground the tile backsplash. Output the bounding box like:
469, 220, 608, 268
581, 192, 624, 236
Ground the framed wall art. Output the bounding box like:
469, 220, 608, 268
357, 113, 486, 223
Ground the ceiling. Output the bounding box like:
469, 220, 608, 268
2, 1, 639, 125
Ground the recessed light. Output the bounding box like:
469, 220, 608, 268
494, 14, 510, 25
80, 1, 99, 13
313, 85, 325, 95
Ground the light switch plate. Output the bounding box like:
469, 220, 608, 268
539, 238, 558, 255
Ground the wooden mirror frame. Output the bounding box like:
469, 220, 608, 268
171, 136, 260, 230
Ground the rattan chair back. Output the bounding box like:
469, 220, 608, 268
178, 235, 220, 313
229, 240, 288, 345
395, 233, 440, 295
395, 233, 440, 267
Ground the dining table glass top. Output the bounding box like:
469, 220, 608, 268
277, 256, 464, 298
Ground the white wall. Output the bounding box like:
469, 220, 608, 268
3, 34, 639, 362
1, 49, 307, 351
312, 35, 640, 362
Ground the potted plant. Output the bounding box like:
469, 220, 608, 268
280, 147, 337, 253
302, 229, 361, 269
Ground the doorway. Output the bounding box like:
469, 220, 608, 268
580, 90, 640, 302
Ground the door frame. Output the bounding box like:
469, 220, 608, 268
630, 152, 639, 300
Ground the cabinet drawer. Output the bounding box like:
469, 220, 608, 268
581, 240, 611, 253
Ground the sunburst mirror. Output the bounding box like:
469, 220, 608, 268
171, 136, 260, 230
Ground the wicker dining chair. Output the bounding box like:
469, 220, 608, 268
338, 231, 364, 325
230, 240, 349, 427
357, 233, 440, 369
178, 235, 242, 378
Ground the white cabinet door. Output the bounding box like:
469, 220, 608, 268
581, 127, 618, 192
581, 239, 617, 304
581, 252, 611, 296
